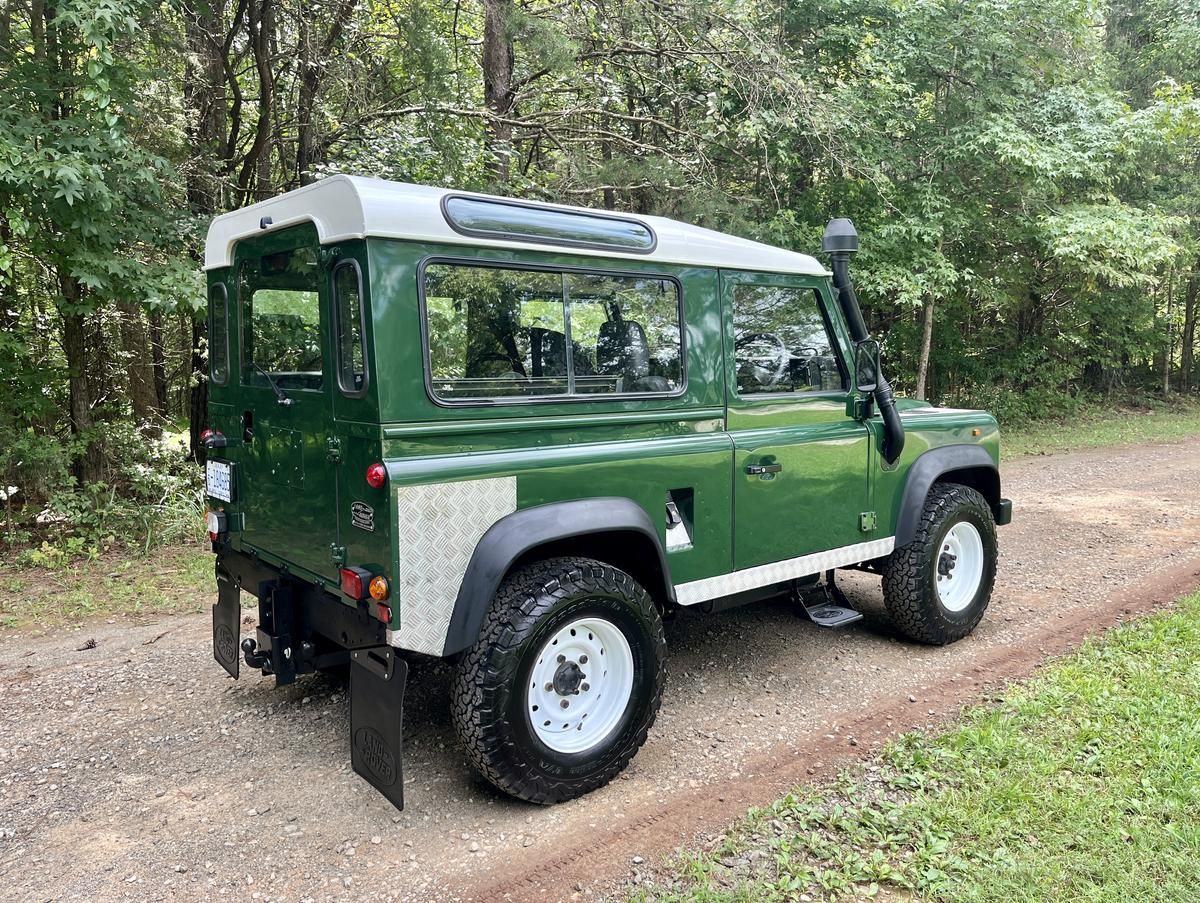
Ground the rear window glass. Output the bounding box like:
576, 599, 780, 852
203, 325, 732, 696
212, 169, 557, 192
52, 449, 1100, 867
240, 247, 323, 390
423, 262, 683, 402
208, 283, 229, 385
334, 261, 367, 395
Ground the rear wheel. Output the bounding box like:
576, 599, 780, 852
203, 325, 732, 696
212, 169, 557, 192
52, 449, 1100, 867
883, 483, 997, 644
451, 557, 666, 804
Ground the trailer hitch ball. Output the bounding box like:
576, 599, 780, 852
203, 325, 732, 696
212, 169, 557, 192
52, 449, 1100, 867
242, 637, 269, 670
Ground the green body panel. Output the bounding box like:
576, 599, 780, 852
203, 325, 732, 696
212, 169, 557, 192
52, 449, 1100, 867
205, 223, 1001, 646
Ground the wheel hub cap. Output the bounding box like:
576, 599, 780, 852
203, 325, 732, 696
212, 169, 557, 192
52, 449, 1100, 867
553, 660, 585, 695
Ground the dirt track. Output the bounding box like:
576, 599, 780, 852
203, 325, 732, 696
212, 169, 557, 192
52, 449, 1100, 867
3, 437, 1200, 903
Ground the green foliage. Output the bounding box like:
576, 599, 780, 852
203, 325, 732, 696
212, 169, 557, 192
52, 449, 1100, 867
632, 592, 1200, 902
2, 0, 1199, 554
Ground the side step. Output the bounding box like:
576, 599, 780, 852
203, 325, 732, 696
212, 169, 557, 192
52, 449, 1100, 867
794, 570, 863, 629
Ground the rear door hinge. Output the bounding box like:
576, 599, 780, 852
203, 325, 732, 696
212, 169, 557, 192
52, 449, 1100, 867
859, 511, 877, 532
326, 435, 342, 463
330, 544, 347, 567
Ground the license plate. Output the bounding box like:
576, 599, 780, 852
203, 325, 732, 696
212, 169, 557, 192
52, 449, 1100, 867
206, 459, 234, 503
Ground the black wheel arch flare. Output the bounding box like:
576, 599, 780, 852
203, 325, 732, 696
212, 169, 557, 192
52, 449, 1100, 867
442, 497, 675, 656
894, 445, 1007, 547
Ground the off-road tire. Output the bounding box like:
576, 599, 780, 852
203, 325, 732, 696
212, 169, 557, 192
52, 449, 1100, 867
883, 483, 997, 645
450, 557, 666, 804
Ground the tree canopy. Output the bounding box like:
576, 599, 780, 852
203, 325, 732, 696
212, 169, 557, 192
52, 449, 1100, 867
0, 0, 1197, 527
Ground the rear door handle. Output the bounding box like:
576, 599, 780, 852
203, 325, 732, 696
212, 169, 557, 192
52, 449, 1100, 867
746, 463, 783, 475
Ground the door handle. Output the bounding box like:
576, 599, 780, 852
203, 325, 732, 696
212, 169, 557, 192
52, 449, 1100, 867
746, 463, 783, 475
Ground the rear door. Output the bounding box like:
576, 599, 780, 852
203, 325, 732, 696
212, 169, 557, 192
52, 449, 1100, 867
722, 272, 873, 570
233, 223, 340, 581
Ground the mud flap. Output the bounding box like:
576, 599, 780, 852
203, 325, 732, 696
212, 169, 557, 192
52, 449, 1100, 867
350, 645, 408, 810
213, 568, 241, 679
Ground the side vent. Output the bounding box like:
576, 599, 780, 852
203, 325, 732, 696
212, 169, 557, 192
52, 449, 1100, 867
665, 489, 694, 552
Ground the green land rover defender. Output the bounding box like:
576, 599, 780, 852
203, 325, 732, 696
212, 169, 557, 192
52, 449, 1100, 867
202, 176, 1012, 809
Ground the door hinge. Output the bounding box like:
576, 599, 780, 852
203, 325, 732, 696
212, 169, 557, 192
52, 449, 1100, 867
330, 544, 347, 567
326, 435, 342, 463
859, 512, 877, 532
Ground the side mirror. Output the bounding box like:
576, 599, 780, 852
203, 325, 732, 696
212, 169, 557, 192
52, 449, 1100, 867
854, 339, 880, 394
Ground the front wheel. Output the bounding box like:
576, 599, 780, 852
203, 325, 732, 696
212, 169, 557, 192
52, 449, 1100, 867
883, 483, 997, 644
451, 557, 666, 804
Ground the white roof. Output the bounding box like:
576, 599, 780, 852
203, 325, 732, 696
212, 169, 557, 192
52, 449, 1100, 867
203, 175, 828, 276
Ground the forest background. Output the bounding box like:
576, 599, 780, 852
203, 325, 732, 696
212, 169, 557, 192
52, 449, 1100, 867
0, 0, 1197, 555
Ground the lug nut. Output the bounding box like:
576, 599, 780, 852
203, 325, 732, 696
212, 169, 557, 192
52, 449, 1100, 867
560, 699, 570, 709
581, 682, 590, 692
579, 654, 588, 664
557, 654, 566, 663
545, 682, 554, 692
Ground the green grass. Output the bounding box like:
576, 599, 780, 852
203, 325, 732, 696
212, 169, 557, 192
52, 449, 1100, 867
631, 592, 1200, 902
0, 543, 214, 631
1002, 397, 1200, 459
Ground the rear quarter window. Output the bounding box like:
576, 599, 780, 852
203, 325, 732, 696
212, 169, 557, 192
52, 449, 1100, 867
208, 283, 229, 385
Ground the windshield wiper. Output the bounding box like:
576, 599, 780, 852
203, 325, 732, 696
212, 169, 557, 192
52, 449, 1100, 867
252, 361, 293, 406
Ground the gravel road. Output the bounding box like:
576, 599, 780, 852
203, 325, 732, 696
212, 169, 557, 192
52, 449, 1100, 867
3, 438, 1200, 903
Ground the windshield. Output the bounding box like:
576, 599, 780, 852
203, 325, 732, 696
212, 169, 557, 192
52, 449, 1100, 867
239, 246, 323, 390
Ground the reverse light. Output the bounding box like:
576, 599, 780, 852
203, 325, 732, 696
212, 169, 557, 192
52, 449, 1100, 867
206, 510, 228, 541
365, 462, 387, 489
340, 566, 372, 600
369, 575, 390, 601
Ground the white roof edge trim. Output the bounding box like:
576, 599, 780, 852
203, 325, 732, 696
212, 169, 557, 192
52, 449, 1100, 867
203, 175, 830, 277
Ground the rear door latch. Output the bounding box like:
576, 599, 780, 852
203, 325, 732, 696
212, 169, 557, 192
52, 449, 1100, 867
326, 435, 342, 463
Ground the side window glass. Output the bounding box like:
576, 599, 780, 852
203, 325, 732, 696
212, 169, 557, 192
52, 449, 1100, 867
425, 264, 567, 399
240, 246, 323, 390
564, 273, 682, 394
334, 262, 367, 395
208, 283, 229, 385
732, 285, 844, 395
423, 262, 684, 401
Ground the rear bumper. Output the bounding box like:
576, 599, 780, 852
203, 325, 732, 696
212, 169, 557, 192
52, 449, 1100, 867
995, 498, 1013, 527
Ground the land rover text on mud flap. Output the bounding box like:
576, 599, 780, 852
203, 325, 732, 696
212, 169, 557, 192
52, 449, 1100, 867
202, 176, 1012, 809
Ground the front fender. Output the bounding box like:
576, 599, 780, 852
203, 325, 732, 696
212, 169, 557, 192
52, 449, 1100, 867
894, 445, 1004, 547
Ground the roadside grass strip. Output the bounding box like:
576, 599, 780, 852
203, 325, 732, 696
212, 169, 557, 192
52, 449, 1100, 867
1003, 398, 1200, 459
631, 592, 1200, 902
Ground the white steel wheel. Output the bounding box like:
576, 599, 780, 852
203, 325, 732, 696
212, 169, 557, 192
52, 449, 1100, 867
526, 616, 634, 754
935, 521, 985, 613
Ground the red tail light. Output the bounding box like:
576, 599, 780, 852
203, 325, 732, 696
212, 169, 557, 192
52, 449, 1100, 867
340, 567, 372, 600
200, 428, 215, 442
365, 462, 387, 489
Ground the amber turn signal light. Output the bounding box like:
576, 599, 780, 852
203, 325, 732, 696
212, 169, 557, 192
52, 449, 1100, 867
369, 575, 390, 601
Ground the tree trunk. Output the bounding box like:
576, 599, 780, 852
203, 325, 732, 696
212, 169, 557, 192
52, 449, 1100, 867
482, 0, 515, 185
189, 313, 209, 465
183, 0, 228, 459
296, 0, 357, 186
148, 308, 168, 415
60, 277, 103, 484
915, 294, 935, 401
1163, 271, 1173, 396
1180, 268, 1197, 392
118, 300, 160, 434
